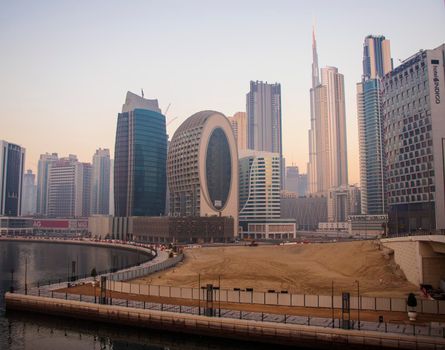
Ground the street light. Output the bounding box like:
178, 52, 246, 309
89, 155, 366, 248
354, 280, 360, 330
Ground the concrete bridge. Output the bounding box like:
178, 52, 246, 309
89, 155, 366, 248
381, 235, 445, 289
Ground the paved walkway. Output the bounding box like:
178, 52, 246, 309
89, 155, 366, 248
45, 283, 445, 337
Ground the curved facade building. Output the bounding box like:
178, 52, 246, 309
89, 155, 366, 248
168, 111, 238, 234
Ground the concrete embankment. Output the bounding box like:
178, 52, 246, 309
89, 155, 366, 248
6, 293, 445, 350
0, 237, 155, 258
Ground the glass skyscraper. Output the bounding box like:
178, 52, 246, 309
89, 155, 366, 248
356, 35, 392, 215
0, 140, 25, 216
114, 91, 167, 217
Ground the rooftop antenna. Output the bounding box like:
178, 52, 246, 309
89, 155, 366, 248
141, 88, 144, 98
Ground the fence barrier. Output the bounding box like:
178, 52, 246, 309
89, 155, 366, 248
105, 280, 445, 315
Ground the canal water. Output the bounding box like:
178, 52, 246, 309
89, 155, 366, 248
0, 241, 297, 350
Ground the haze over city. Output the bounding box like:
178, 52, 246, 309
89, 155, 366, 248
2, 0, 444, 185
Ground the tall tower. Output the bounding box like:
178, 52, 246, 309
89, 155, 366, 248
36, 152, 58, 216
357, 35, 392, 215
246, 81, 283, 187
47, 155, 91, 218
0, 140, 25, 216
307, 29, 348, 195
114, 91, 167, 217
228, 112, 248, 151
321, 66, 348, 189
21, 169, 36, 216
308, 27, 320, 194
90, 148, 111, 215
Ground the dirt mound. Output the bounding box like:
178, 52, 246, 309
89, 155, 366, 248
133, 240, 417, 297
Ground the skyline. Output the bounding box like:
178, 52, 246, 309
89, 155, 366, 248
1, 0, 445, 185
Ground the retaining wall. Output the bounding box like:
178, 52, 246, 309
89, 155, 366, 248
6, 293, 445, 350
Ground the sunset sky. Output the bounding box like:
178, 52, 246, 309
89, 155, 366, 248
1, 0, 444, 185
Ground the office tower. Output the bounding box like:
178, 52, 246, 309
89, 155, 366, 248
382, 44, 445, 233
114, 91, 167, 217
90, 148, 110, 215
246, 81, 284, 187
168, 110, 238, 233
327, 185, 361, 222
21, 169, 36, 216
362, 35, 392, 80
357, 35, 392, 214
47, 155, 91, 218
307, 29, 348, 195
285, 166, 299, 193
36, 152, 58, 215
78, 162, 92, 217
228, 112, 248, 151
298, 173, 308, 196
0, 140, 25, 216
109, 159, 114, 216
239, 150, 281, 221
285, 166, 307, 196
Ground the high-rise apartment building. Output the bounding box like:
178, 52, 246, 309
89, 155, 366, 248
382, 44, 445, 233
357, 35, 392, 215
36, 152, 58, 216
47, 155, 91, 218
168, 110, 238, 234
21, 169, 36, 216
114, 91, 167, 217
228, 112, 248, 151
246, 81, 284, 187
239, 150, 281, 221
307, 29, 348, 195
90, 148, 110, 215
0, 140, 25, 216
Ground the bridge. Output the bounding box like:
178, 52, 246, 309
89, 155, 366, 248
381, 235, 445, 289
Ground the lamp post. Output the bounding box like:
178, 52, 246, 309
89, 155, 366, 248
331, 280, 334, 328
355, 280, 360, 330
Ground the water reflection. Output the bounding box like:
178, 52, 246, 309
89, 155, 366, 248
0, 241, 298, 350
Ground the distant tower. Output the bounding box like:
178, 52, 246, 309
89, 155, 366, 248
36, 152, 58, 216
228, 112, 248, 151
90, 148, 111, 215
0, 140, 25, 216
307, 28, 348, 195
47, 155, 91, 218
21, 169, 37, 216
114, 91, 167, 216
246, 81, 284, 188
357, 35, 392, 215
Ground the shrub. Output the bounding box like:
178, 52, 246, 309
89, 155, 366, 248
407, 293, 417, 308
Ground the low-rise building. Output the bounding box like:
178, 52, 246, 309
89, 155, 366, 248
88, 216, 234, 243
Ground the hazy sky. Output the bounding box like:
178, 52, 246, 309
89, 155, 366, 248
1, 0, 444, 185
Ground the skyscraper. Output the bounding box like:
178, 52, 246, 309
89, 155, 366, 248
239, 150, 281, 221
21, 169, 36, 216
357, 35, 392, 215
47, 155, 91, 218
0, 140, 25, 216
168, 110, 239, 233
228, 112, 248, 151
90, 148, 110, 215
36, 152, 58, 216
307, 29, 348, 195
382, 44, 445, 233
114, 91, 167, 217
246, 81, 284, 188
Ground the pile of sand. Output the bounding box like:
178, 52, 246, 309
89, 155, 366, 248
132, 240, 417, 297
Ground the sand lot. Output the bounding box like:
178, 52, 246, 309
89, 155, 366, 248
132, 240, 417, 298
